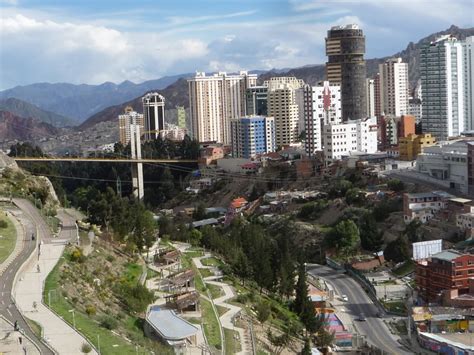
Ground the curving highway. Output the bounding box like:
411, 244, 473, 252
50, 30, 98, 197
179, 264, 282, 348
308, 264, 412, 355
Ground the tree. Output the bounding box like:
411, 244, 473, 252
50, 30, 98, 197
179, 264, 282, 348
293, 263, 308, 315
188, 229, 202, 246
345, 188, 365, 206
329, 179, 352, 198
405, 220, 422, 243
326, 220, 360, 256
300, 338, 312, 355
384, 235, 410, 263
358, 213, 383, 251
233, 250, 251, 285
314, 327, 335, 349
256, 301, 271, 325
267, 329, 291, 355
193, 203, 207, 220
387, 178, 405, 192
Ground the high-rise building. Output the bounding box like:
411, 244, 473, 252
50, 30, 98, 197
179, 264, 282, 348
118, 106, 144, 145
246, 86, 268, 116
379, 58, 409, 116
188, 71, 257, 144
301, 81, 342, 155
409, 98, 423, 124
463, 37, 474, 131
366, 78, 376, 117
266, 77, 305, 146
177, 106, 186, 129
230, 116, 276, 158
421, 35, 465, 141
374, 73, 383, 118
142, 92, 165, 141
326, 24, 367, 121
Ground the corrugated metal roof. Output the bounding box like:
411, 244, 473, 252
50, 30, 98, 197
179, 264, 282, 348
146, 307, 198, 340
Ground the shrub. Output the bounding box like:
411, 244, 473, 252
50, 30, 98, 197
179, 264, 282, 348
115, 283, 155, 313
85, 305, 96, 316
81, 343, 92, 354
100, 315, 118, 330
0, 219, 8, 228
70, 248, 86, 263
106, 255, 115, 262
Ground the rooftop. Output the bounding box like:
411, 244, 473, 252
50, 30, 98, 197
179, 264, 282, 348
431, 250, 463, 262
406, 191, 454, 200
146, 307, 198, 341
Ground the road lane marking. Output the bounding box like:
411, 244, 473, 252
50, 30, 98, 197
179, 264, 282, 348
7, 309, 12, 317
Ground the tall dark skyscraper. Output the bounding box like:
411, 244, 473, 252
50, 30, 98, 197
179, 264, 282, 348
326, 24, 367, 121
142, 92, 165, 141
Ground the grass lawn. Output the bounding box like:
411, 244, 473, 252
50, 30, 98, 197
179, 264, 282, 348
199, 268, 214, 278
0, 213, 16, 263
146, 267, 159, 280
216, 305, 229, 316
201, 257, 222, 267
224, 328, 242, 354
382, 300, 407, 315
123, 263, 142, 284
44, 253, 171, 355
185, 250, 204, 258
207, 283, 223, 299
25, 317, 42, 339
392, 260, 415, 277
200, 297, 222, 350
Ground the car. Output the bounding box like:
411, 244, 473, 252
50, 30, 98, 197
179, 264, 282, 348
357, 313, 366, 321
376, 312, 383, 318
341, 295, 348, 302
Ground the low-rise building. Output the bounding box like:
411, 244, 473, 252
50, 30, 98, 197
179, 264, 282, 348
417, 140, 470, 193
323, 116, 378, 165
398, 133, 436, 160
403, 191, 454, 223
415, 250, 474, 303
198, 145, 224, 166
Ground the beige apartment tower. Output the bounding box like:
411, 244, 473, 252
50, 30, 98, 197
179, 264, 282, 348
266, 77, 305, 146
188, 71, 257, 144
118, 106, 144, 145
379, 57, 409, 116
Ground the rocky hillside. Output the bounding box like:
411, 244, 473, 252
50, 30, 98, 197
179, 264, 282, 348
0, 111, 59, 141
0, 98, 73, 127
78, 78, 189, 130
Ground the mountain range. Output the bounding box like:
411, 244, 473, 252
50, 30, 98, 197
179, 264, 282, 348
0, 73, 193, 124
0, 111, 59, 141
1, 25, 473, 140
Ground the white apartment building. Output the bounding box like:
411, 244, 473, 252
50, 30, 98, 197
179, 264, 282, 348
366, 78, 376, 117
379, 57, 409, 117
416, 139, 470, 193
323, 116, 378, 165
188, 71, 257, 144
463, 36, 474, 131
421, 36, 465, 140
266, 77, 305, 147
301, 81, 342, 156
118, 106, 144, 145
409, 98, 422, 124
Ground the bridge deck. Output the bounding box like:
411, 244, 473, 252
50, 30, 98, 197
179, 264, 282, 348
13, 157, 197, 163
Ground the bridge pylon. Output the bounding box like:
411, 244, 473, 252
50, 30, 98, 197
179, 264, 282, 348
130, 121, 144, 200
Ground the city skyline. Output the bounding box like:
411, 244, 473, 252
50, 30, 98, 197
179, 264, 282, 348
1, 0, 473, 90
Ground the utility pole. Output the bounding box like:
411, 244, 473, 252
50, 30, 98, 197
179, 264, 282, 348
116, 176, 122, 198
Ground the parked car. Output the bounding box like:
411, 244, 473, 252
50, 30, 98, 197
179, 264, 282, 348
357, 313, 366, 321
341, 294, 348, 302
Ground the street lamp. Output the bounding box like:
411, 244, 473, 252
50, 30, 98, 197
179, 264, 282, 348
97, 334, 101, 354
68, 309, 76, 329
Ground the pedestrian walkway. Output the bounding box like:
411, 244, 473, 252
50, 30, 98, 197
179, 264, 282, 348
0, 315, 40, 355
192, 254, 252, 355
13, 242, 97, 354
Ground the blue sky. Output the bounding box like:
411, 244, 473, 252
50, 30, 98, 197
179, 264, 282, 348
0, 0, 473, 90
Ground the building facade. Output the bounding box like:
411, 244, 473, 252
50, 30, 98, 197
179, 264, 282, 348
416, 250, 474, 303
403, 191, 452, 224
421, 36, 465, 141
409, 98, 423, 124
230, 116, 276, 159
379, 57, 409, 117
118, 106, 144, 145
177, 106, 186, 129
142, 92, 165, 141
188, 71, 257, 144
302, 81, 342, 156
245, 86, 268, 116
463, 37, 474, 132
366, 78, 375, 117
399, 133, 436, 161
398, 115, 416, 139
325, 24, 367, 121
323, 116, 377, 165
417, 140, 470, 193
266, 77, 305, 147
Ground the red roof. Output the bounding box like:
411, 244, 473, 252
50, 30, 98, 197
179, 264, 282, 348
231, 197, 248, 209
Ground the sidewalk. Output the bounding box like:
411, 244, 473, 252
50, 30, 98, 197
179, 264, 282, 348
0, 315, 40, 355
14, 243, 98, 354
0, 210, 25, 275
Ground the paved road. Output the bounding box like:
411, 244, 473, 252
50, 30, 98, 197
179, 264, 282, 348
0, 200, 54, 355
308, 264, 412, 355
